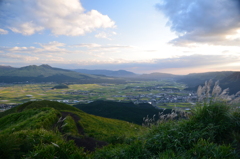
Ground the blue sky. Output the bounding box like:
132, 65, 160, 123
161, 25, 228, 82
0, 0, 240, 74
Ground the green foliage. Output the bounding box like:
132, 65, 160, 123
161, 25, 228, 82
186, 139, 237, 159
93, 140, 150, 159
92, 102, 240, 158
74, 109, 143, 143
0, 129, 86, 159
60, 115, 81, 137
191, 102, 234, 142
52, 83, 69, 89
25, 140, 86, 159
0, 108, 60, 134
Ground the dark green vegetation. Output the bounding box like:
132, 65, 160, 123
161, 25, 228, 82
1, 100, 240, 158
0, 64, 126, 84
52, 84, 69, 89
74, 100, 172, 125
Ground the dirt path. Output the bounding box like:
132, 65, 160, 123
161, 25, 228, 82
60, 112, 108, 152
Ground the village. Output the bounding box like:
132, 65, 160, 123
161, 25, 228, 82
0, 82, 199, 111
62, 84, 198, 109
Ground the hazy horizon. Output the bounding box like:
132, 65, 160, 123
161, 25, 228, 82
1, 0, 240, 75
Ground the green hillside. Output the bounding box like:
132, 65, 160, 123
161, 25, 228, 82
0, 100, 143, 158
1, 100, 240, 158
74, 100, 173, 125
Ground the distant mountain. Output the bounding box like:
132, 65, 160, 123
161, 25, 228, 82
0, 65, 16, 75
177, 71, 234, 88
178, 71, 240, 95
72, 69, 137, 77
136, 72, 177, 80
220, 72, 240, 95
0, 64, 126, 84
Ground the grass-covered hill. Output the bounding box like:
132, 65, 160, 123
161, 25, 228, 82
0, 64, 126, 84
1, 100, 240, 158
0, 100, 144, 158
74, 100, 173, 125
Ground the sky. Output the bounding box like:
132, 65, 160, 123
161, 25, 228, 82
0, 0, 240, 75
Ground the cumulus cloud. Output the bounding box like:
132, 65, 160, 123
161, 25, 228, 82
157, 0, 240, 46
1, 41, 68, 56
0, 0, 115, 36
0, 28, 8, 34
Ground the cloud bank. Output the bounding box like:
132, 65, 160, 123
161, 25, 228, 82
0, 0, 115, 36
157, 0, 240, 46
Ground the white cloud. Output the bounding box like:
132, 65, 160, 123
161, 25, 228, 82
73, 43, 133, 52
38, 41, 65, 51
75, 43, 102, 48
1, 0, 115, 36
59, 54, 240, 73
95, 32, 109, 39
95, 31, 117, 40
157, 0, 240, 46
0, 28, 8, 34
0, 53, 39, 61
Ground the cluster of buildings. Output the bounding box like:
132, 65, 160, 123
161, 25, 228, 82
113, 92, 197, 106
0, 103, 18, 112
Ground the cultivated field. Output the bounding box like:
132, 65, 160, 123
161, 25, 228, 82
0, 80, 191, 109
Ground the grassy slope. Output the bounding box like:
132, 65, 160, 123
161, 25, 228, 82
0, 100, 143, 158
92, 102, 240, 159
1, 100, 240, 158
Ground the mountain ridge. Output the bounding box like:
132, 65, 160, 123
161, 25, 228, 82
0, 64, 126, 84
72, 69, 137, 77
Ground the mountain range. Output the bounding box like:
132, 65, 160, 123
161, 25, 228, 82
0, 64, 239, 94
72, 69, 136, 77
0, 64, 126, 84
